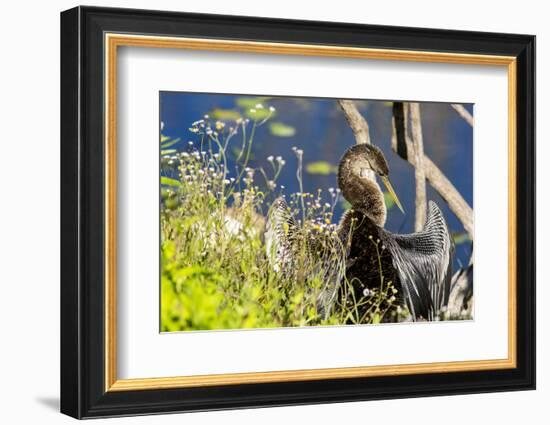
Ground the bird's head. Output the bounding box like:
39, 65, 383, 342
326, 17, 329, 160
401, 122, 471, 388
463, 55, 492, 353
339, 144, 404, 214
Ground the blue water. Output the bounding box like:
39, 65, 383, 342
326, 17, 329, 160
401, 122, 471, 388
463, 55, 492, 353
160, 92, 473, 268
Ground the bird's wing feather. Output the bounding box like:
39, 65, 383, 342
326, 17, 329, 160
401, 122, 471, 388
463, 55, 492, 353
265, 197, 298, 275
381, 201, 453, 320
265, 197, 345, 318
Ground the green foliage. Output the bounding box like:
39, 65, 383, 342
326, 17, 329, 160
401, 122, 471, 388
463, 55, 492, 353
269, 122, 296, 137
160, 176, 182, 187
341, 198, 352, 210
209, 108, 242, 121
452, 232, 471, 245
305, 161, 338, 175
235, 96, 271, 109
161, 242, 269, 331
160, 108, 400, 332
245, 108, 271, 121
160, 149, 177, 156
160, 137, 181, 149
383, 191, 396, 210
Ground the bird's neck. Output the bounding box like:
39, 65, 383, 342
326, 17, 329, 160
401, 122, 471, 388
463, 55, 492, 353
338, 171, 386, 227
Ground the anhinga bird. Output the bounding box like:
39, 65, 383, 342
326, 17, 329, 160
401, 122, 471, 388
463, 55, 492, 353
265, 144, 453, 321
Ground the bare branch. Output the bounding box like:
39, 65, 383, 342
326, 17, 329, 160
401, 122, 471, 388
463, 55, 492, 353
392, 103, 473, 238
338, 100, 371, 145
408, 103, 427, 232
451, 104, 474, 127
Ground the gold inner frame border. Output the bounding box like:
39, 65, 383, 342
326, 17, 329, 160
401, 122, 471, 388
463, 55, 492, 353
104, 33, 517, 392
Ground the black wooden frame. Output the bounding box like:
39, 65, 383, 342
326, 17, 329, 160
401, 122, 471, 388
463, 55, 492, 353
60, 5, 536, 419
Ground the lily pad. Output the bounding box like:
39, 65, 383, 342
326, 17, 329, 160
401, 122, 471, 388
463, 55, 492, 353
269, 122, 296, 137
305, 161, 337, 175
209, 108, 241, 121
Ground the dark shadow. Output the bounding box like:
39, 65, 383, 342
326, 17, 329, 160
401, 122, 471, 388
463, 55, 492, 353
35, 396, 59, 411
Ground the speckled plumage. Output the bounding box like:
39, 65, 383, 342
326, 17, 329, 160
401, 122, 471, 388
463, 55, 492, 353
338, 144, 388, 226
339, 202, 452, 320
265, 143, 453, 321
265, 197, 346, 317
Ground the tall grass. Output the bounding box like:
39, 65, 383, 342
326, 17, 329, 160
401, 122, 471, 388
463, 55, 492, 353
160, 105, 401, 331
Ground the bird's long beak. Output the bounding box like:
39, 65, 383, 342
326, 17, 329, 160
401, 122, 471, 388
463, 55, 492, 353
381, 176, 405, 214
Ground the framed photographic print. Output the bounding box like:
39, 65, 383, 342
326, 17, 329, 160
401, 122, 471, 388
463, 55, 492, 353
60, 6, 535, 419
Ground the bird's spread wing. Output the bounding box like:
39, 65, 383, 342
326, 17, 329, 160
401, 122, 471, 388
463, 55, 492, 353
265, 197, 345, 318
265, 197, 298, 275
381, 201, 453, 320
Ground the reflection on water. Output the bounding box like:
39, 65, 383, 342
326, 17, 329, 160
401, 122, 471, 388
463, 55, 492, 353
160, 92, 473, 267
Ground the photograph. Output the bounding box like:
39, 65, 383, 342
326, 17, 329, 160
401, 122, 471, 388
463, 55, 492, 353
57, 5, 536, 419
159, 93, 474, 331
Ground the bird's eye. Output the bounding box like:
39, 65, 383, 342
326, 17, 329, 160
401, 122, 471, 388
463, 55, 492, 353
359, 168, 369, 178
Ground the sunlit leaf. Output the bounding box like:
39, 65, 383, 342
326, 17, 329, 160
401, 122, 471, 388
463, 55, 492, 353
452, 232, 471, 245
305, 161, 337, 175
161, 176, 181, 187
235, 96, 270, 109
269, 122, 296, 137
161, 137, 181, 149
245, 108, 271, 121
161, 134, 171, 143
341, 199, 352, 210
161, 149, 177, 155
164, 198, 180, 210
209, 108, 242, 121
383, 191, 396, 210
